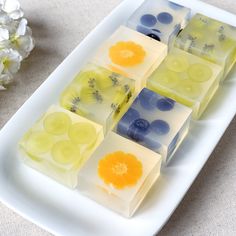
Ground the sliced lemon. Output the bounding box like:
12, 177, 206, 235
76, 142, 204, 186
188, 63, 213, 82
68, 122, 97, 146
51, 140, 80, 165
165, 55, 189, 73
43, 112, 71, 135
26, 131, 54, 155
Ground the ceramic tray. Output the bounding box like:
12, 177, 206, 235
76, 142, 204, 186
0, 0, 236, 235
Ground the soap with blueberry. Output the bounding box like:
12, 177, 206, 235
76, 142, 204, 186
126, 0, 190, 47
91, 26, 167, 91
18, 106, 104, 188
175, 13, 236, 80
60, 63, 135, 133
147, 48, 223, 119
114, 88, 192, 164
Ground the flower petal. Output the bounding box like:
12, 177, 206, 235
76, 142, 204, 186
9, 9, 24, 20
16, 18, 27, 36
0, 62, 4, 74
2, 0, 20, 12
0, 28, 9, 41
0, 72, 13, 85
0, 11, 12, 25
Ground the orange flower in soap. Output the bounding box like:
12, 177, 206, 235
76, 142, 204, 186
109, 41, 146, 67
98, 151, 143, 189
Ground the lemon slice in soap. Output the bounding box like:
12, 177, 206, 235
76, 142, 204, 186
165, 55, 189, 72
154, 71, 180, 88
177, 80, 202, 99
188, 63, 213, 82
26, 131, 54, 155
44, 112, 71, 135
51, 140, 80, 165
69, 122, 97, 146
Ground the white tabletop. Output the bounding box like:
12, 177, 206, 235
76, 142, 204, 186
0, 0, 235, 235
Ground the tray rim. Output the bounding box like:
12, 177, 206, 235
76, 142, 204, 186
0, 0, 236, 235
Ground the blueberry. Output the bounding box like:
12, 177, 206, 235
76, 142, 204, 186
157, 12, 173, 24
168, 2, 184, 10
139, 88, 158, 110
168, 133, 179, 155
144, 136, 161, 150
136, 25, 151, 35
151, 120, 170, 135
147, 33, 161, 41
140, 14, 157, 27
127, 118, 150, 142
156, 98, 175, 111
119, 108, 140, 124
117, 108, 140, 136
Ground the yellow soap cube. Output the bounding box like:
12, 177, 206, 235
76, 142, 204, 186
18, 105, 104, 188
147, 48, 223, 119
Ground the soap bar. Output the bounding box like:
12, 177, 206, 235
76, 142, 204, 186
127, 0, 190, 47
60, 63, 135, 133
18, 106, 104, 188
91, 26, 167, 91
115, 88, 191, 163
175, 13, 236, 80
147, 48, 223, 119
78, 132, 161, 217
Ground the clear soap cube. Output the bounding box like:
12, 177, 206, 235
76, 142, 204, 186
114, 88, 192, 164
78, 132, 162, 217
127, 0, 191, 47
60, 63, 135, 133
147, 48, 223, 119
175, 13, 236, 80
91, 26, 167, 91
18, 106, 104, 188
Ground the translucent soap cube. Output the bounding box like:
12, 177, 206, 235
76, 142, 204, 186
78, 132, 161, 217
147, 48, 223, 119
60, 63, 135, 133
126, 0, 191, 47
18, 106, 104, 188
175, 13, 236, 80
114, 88, 191, 164
91, 26, 167, 91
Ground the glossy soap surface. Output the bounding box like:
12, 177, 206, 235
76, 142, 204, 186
91, 26, 167, 91
127, 0, 190, 46
60, 63, 134, 132
147, 48, 223, 119
78, 132, 162, 217
175, 13, 236, 79
115, 88, 191, 163
18, 106, 104, 188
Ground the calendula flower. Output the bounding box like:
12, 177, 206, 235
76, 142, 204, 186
0, 0, 23, 20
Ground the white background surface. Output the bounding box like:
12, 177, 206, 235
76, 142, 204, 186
0, 0, 235, 235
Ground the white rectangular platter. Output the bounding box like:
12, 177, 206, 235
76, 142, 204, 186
0, 0, 236, 235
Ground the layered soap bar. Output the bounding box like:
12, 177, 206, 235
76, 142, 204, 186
147, 48, 223, 119
60, 63, 134, 133
127, 0, 190, 46
91, 26, 167, 91
115, 88, 191, 163
175, 13, 236, 80
78, 132, 161, 217
18, 106, 104, 188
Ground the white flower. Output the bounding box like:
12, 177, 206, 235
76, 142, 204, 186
0, 48, 22, 87
0, 0, 23, 20
0, 18, 34, 59
10, 18, 35, 58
